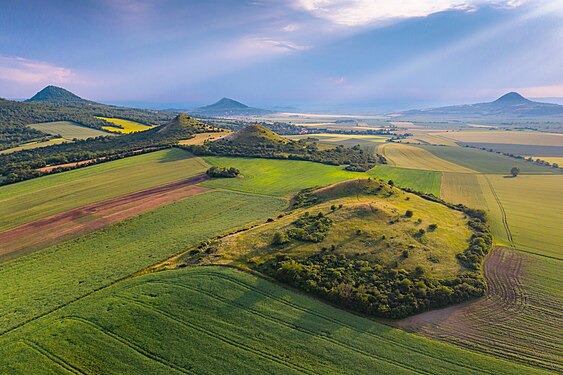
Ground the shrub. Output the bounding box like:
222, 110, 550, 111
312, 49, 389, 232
428, 223, 438, 231
405, 210, 413, 218
206, 166, 240, 178
272, 231, 290, 245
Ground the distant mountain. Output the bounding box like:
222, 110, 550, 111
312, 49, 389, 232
398, 92, 563, 118
192, 98, 272, 117
26, 86, 92, 106
217, 124, 288, 146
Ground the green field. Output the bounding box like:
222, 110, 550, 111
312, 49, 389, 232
202, 156, 371, 196
0, 266, 543, 374
368, 165, 442, 196
29, 121, 113, 139
0, 148, 209, 231
480, 175, 563, 258
0, 138, 67, 154
0, 190, 286, 334
418, 145, 559, 174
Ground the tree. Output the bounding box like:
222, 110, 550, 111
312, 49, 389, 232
272, 231, 289, 245
510, 167, 520, 177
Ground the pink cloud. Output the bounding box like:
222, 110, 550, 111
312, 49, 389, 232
0, 56, 81, 85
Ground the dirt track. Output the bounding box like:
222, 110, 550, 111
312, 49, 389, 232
395, 247, 562, 372
0, 174, 210, 263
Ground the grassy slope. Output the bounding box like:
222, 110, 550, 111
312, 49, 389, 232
0, 190, 286, 334
0, 267, 544, 375
215, 187, 470, 278
0, 148, 209, 231
202, 156, 442, 197
96, 116, 154, 133
29, 120, 113, 139
378, 143, 475, 173
368, 166, 442, 197
418, 145, 559, 174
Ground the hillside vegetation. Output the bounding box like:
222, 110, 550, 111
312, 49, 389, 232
187, 179, 492, 318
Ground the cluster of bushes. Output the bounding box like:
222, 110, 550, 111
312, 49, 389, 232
206, 166, 240, 178
286, 212, 333, 243
259, 252, 486, 319
0, 124, 48, 151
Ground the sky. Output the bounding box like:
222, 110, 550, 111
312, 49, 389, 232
1, 0, 562, 112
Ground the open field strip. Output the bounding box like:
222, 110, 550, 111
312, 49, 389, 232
367, 165, 442, 196
0, 138, 67, 154
434, 130, 563, 146
0, 190, 286, 334
0, 148, 209, 231
397, 247, 562, 372
418, 144, 560, 174
203, 156, 440, 197
178, 130, 231, 145
0, 174, 210, 263
0, 266, 545, 374
29, 120, 113, 139
479, 174, 563, 259
377, 143, 475, 173
96, 116, 154, 133
531, 156, 563, 164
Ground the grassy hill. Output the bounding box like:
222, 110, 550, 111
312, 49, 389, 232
25, 85, 92, 106
181, 179, 490, 318
219, 123, 289, 145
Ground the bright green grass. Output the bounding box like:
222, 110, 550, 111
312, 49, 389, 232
0, 267, 543, 374
0, 191, 286, 334
29, 121, 113, 139
0, 148, 209, 231
202, 156, 371, 196
367, 165, 442, 196
418, 145, 560, 175
0, 138, 67, 154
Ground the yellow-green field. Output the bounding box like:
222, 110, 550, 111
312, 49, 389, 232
29, 121, 113, 139
480, 174, 563, 259
96, 116, 154, 133
531, 156, 563, 165
179, 130, 231, 145
0, 138, 67, 154
377, 143, 475, 173
0, 149, 209, 231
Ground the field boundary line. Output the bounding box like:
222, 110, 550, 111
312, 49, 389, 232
20, 340, 86, 375
151, 280, 430, 375
483, 175, 515, 248
63, 316, 192, 374
118, 296, 319, 375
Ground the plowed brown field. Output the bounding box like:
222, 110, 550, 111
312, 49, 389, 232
0, 174, 209, 263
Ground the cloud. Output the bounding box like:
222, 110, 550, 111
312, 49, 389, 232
240, 37, 310, 53
293, 0, 526, 26
0, 56, 81, 84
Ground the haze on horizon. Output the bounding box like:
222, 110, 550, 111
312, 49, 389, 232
1, 0, 562, 112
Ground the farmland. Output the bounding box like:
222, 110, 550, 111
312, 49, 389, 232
0, 148, 209, 231
178, 130, 231, 145
397, 247, 562, 372
435, 130, 563, 146
418, 144, 560, 174
201, 156, 372, 196
96, 116, 154, 133
0, 137, 66, 154
0, 190, 286, 334
0, 266, 543, 374
367, 165, 442, 196
29, 120, 113, 139
377, 143, 475, 173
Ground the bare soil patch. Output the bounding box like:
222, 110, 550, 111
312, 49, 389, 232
0, 174, 210, 263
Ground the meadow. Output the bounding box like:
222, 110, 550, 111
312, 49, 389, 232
418, 145, 559, 174
377, 143, 475, 173
0, 148, 209, 231
0, 190, 286, 334
178, 130, 231, 145
96, 116, 154, 133
0, 138, 66, 154
29, 120, 113, 139
203, 156, 443, 197
0, 266, 544, 374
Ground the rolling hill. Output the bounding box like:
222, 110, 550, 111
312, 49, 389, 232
398, 92, 563, 118
25, 85, 92, 106
218, 123, 289, 145
192, 97, 272, 117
